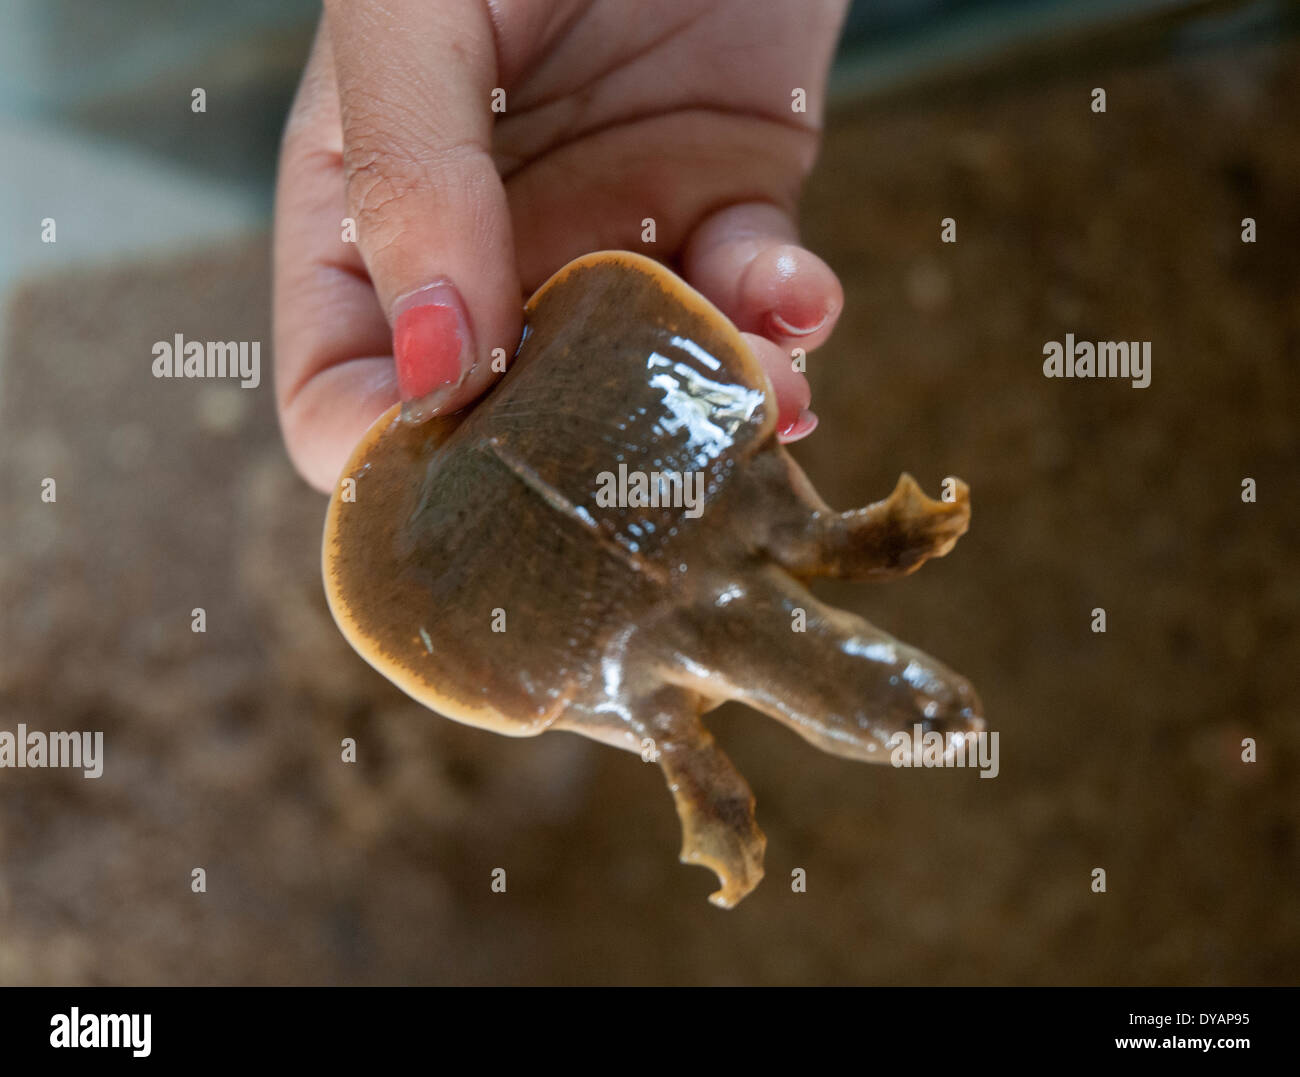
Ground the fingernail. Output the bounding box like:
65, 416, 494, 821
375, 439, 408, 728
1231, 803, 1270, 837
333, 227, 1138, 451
767, 307, 829, 339
778, 407, 818, 443
392, 281, 474, 421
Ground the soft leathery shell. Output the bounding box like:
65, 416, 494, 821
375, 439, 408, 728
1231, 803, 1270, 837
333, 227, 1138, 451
323, 251, 776, 734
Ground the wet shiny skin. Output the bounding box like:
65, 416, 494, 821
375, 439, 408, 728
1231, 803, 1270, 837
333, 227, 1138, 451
324, 251, 982, 907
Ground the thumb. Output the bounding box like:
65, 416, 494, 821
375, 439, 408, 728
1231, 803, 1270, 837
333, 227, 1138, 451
324, 0, 519, 420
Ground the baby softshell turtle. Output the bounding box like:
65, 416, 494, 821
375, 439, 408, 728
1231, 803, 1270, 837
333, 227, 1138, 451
324, 251, 982, 907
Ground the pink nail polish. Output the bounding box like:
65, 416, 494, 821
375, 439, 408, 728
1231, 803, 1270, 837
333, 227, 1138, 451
778, 407, 818, 443
392, 281, 473, 420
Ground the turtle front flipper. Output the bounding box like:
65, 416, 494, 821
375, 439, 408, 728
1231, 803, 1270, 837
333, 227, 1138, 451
569, 686, 767, 909
736, 449, 971, 582
811, 472, 971, 581
659, 719, 766, 909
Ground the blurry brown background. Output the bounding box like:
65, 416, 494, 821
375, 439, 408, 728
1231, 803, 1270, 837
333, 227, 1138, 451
1, 2, 1297, 983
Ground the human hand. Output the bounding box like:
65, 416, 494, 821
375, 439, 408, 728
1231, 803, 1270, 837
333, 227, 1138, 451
274, 0, 849, 492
